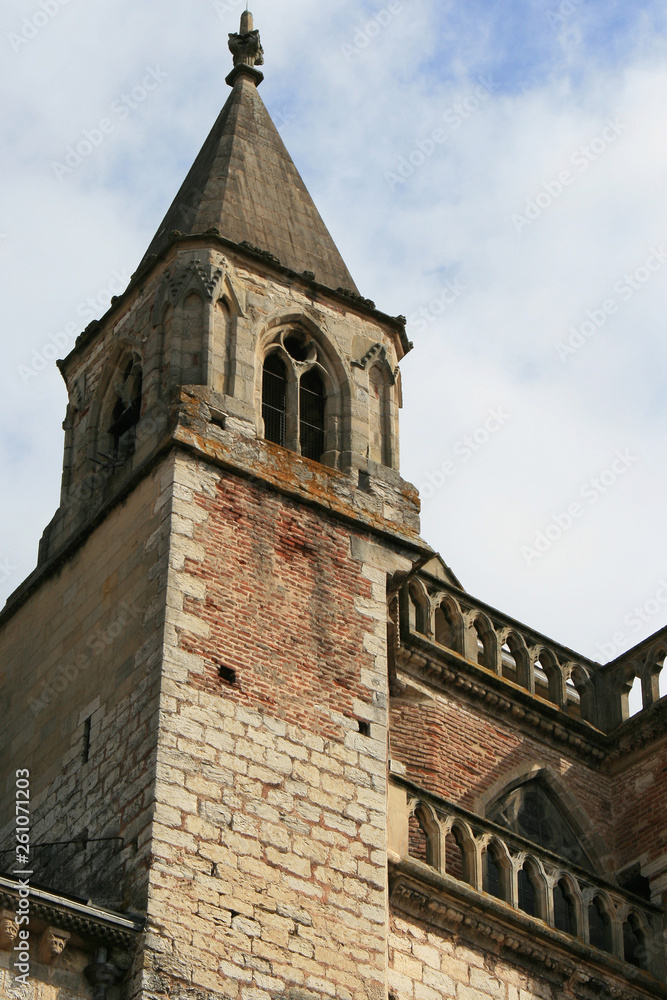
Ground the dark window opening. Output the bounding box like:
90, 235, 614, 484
284, 334, 310, 361
358, 720, 371, 737
554, 881, 575, 934
483, 851, 503, 900
109, 362, 142, 460
262, 353, 287, 447
299, 368, 326, 462
518, 867, 537, 917
624, 918, 647, 968
588, 898, 612, 953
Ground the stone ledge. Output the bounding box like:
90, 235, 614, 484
389, 859, 666, 1000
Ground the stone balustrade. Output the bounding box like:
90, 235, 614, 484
401, 578, 667, 731
401, 578, 602, 725
389, 776, 665, 982
600, 626, 667, 729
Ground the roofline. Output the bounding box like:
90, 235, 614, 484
0, 872, 144, 941
58, 233, 412, 377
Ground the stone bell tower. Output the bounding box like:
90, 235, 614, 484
0, 12, 435, 1000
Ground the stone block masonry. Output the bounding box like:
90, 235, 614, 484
139, 452, 413, 1000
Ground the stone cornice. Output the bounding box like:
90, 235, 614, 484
0, 874, 143, 948
58, 233, 411, 372
389, 859, 666, 1000
396, 638, 667, 762
0, 395, 431, 630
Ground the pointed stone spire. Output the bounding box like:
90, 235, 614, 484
137, 11, 359, 293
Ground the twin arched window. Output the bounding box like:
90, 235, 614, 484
261, 332, 328, 463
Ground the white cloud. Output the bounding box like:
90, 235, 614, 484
1, 0, 666, 665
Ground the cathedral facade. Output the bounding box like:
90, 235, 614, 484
0, 14, 665, 1000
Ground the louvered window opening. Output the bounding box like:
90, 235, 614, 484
262, 355, 287, 447
299, 369, 325, 462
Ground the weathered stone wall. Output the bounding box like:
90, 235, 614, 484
389, 911, 560, 1000
139, 451, 412, 1000
0, 467, 168, 908
387, 909, 661, 1000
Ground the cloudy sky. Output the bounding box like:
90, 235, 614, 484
1, 0, 666, 691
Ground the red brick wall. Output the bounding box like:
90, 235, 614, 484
390, 696, 615, 867
609, 736, 667, 902
180, 472, 377, 734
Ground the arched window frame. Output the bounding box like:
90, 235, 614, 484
482, 837, 511, 902
552, 873, 582, 937
587, 893, 615, 954
408, 802, 442, 871
434, 596, 465, 654
471, 612, 499, 673
623, 910, 649, 969
95, 350, 144, 469
258, 325, 341, 466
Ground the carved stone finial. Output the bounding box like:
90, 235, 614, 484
37, 926, 70, 965
228, 10, 264, 70
0, 910, 18, 951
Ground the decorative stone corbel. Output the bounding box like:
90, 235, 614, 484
0, 910, 18, 951
85, 947, 123, 1000
37, 926, 71, 965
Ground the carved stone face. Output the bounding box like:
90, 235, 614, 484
37, 926, 70, 964
0, 913, 19, 950
48, 931, 68, 956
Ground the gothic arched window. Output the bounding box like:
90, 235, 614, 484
260, 328, 335, 465
487, 779, 592, 869
299, 368, 325, 461
262, 353, 287, 447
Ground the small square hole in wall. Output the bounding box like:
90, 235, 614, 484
218, 664, 237, 686
358, 720, 371, 737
